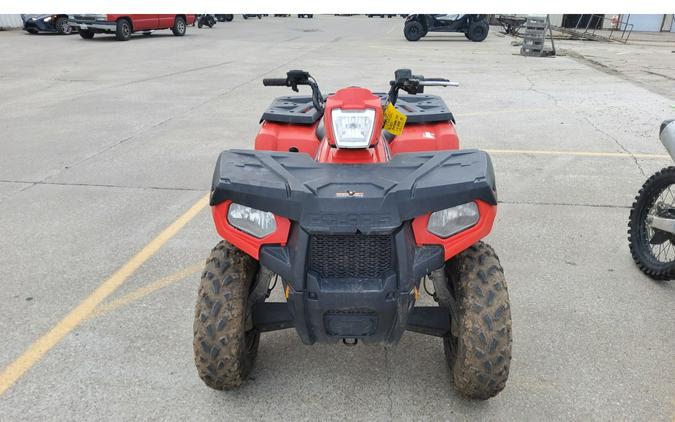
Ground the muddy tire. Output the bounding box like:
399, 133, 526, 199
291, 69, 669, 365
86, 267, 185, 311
193, 241, 260, 390
443, 241, 512, 400
628, 166, 675, 280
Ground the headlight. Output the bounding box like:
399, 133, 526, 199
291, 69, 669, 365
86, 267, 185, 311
94, 14, 108, 21
331, 108, 375, 148
227, 203, 276, 238
43, 16, 52, 22
427, 202, 479, 238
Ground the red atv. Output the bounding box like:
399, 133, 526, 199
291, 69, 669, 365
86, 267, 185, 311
194, 70, 512, 399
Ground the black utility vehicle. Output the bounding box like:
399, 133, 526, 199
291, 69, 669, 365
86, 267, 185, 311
404, 14, 489, 42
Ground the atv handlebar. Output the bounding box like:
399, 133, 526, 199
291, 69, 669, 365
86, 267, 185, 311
262, 78, 289, 87
262, 70, 324, 113
388, 69, 458, 106
263, 69, 458, 112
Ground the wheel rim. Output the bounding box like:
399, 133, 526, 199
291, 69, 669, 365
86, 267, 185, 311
643, 184, 675, 264
62, 22, 71, 34
122, 23, 130, 37
178, 20, 185, 32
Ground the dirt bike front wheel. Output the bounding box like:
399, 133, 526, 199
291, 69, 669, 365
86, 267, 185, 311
628, 166, 675, 280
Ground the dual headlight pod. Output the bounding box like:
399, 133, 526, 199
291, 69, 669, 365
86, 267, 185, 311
227, 201, 479, 239
331, 108, 376, 149
427, 202, 480, 238
227, 203, 276, 238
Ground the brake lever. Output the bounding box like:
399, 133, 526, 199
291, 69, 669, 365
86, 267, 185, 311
419, 80, 459, 87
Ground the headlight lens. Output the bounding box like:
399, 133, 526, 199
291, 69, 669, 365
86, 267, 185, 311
94, 14, 107, 21
43, 16, 52, 22
331, 108, 376, 148
227, 203, 276, 238
427, 202, 479, 238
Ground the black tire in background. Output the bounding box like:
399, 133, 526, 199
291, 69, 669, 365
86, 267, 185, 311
193, 241, 261, 390
224, 15, 233, 22
172, 16, 187, 36
404, 21, 425, 41
441, 242, 512, 400
79, 29, 94, 39
467, 20, 489, 42
55, 17, 72, 35
628, 166, 675, 280
115, 18, 132, 41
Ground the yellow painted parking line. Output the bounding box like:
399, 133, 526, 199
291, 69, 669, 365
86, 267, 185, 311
89, 263, 202, 320
0, 193, 209, 396
484, 148, 670, 159
456, 108, 545, 117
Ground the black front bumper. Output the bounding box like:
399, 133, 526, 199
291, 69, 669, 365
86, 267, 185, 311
212, 149, 497, 344
260, 223, 445, 344
23, 19, 55, 32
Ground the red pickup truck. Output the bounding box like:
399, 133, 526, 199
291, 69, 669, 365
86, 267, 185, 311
68, 14, 196, 41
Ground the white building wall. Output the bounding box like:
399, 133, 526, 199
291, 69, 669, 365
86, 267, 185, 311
0, 14, 22, 29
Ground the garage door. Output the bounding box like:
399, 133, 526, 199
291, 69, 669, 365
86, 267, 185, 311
626, 14, 663, 32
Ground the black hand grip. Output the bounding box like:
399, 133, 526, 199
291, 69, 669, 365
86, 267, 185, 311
263, 78, 288, 87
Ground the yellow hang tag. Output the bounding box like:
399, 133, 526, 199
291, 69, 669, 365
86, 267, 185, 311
383, 103, 407, 136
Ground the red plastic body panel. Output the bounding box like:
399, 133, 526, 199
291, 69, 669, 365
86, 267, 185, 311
388, 122, 460, 155
212, 201, 291, 259
255, 121, 321, 156
323, 87, 384, 148
105, 14, 195, 29
228, 89, 492, 260
412, 200, 497, 261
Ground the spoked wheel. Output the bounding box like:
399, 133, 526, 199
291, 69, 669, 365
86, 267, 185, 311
628, 167, 675, 280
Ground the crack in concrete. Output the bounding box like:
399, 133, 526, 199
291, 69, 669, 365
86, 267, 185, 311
518, 69, 560, 107
565, 49, 674, 101
580, 115, 646, 176
641, 69, 675, 82
0, 179, 204, 193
